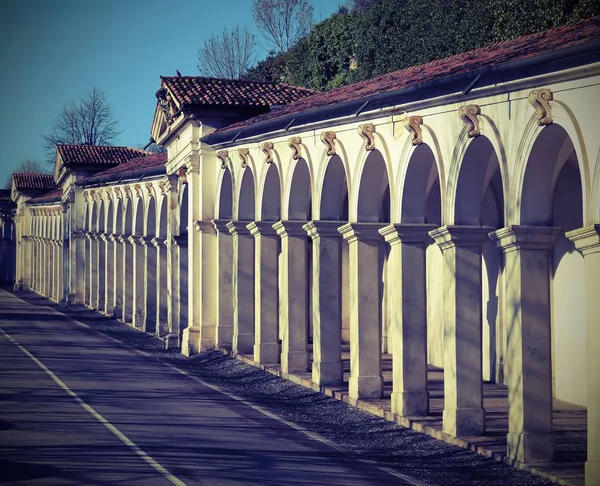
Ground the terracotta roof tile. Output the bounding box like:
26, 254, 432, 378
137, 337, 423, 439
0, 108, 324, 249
13, 173, 57, 191
81, 152, 167, 183
211, 16, 600, 136
57, 144, 151, 166
0, 189, 12, 202
161, 76, 315, 108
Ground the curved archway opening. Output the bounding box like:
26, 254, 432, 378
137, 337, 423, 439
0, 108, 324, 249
261, 164, 281, 221
218, 169, 233, 220
145, 198, 158, 333
157, 197, 169, 336
178, 183, 189, 337
288, 158, 311, 220
521, 124, 586, 406
238, 168, 255, 221
357, 150, 390, 223
320, 155, 348, 221
123, 200, 134, 323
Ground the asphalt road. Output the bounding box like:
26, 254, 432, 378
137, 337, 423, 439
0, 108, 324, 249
0, 288, 414, 486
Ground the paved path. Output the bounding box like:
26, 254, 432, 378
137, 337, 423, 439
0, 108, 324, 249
0, 289, 414, 486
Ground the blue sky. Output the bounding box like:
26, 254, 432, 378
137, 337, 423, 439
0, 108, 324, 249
0, 0, 344, 184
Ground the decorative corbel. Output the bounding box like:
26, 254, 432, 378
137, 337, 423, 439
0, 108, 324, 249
134, 184, 143, 199
357, 123, 376, 151
528, 88, 553, 125
320, 131, 337, 156
262, 142, 274, 164
403, 115, 423, 145
123, 186, 133, 200
238, 148, 249, 168
288, 136, 302, 160
113, 186, 122, 200
145, 182, 154, 198
177, 166, 188, 185
158, 181, 168, 196
216, 150, 229, 169
83, 191, 89, 202
459, 104, 481, 137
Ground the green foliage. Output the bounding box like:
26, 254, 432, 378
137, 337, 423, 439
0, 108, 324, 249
244, 0, 600, 90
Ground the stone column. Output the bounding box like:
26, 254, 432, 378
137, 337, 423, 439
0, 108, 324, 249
338, 222, 386, 399
247, 222, 279, 364
141, 236, 157, 334
165, 236, 183, 349
227, 221, 254, 354
131, 236, 145, 329
565, 225, 600, 484
303, 221, 344, 386
98, 234, 107, 311
182, 221, 217, 355
430, 225, 492, 437
121, 235, 135, 323
91, 233, 100, 309
112, 234, 124, 319
274, 221, 309, 374
212, 219, 234, 349
152, 237, 169, 338
105, 234, 115, 315
380, 224, 435, 416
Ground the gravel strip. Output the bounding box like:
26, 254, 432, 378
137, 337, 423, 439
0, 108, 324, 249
8, 289, 554, 486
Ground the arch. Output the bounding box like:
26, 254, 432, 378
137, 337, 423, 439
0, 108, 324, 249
124, 199, 133, 234
513, 104, 590, 225
259, 163, 281, 221
146, 197, 157, 236
286, 157, 312, 220
179, 184, 189, 235
158, 196, 168, 238
216, 168, 233, 220
397, 143, 442, 224
98, 200, 105, 233
354, 149, 391, 223
90, 201, 98, 233
115, 199, 124, 234
315, 141, 351, 219
318, 154, 349, 220
134, 197, 144, 235
589, 148, 600, 222
518, 124, 584, 228
237, 167, 255, 220
106, 199, 114, 235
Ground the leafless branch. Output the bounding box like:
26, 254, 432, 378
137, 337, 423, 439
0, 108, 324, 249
252, 0, 313, 54
197, 27, 258, 79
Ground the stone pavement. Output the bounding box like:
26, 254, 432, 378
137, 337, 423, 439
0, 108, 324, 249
233, 347, 587, 486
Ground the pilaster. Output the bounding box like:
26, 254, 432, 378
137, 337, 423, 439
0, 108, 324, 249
212, 219, 234, 349
303, 221, 344, 386
490, 225, 563, 463
380, 224, 436, 416
430, 225, 493, 437
274, 221, 309, 374
339, 222, 386, 399
565, 225, 600, 485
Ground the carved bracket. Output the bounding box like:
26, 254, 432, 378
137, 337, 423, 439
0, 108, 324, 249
528, 88, 553, 126
177, 166, 188, 185
262, 142, 274, 164
320, 131, 336, 156
113, 186, 123, 200
134, 184, 143, 199
288, 137, 302, 160
357, 123, 376, 151
459, 104, 481, 137
216, 150, 229, 169
403, 116, 423, 145
238, 148, 249, 168
145, 182, 154, 198
123, 186, 133, 200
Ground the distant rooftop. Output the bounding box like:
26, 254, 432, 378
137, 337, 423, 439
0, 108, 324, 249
13, 173, 57, 191
57, 144, 151, 166
160, 76, 315, 108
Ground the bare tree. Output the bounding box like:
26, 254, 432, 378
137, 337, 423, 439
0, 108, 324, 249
197, 27, 258, 79
42, 87, 121, 164
252, 0, 314, 54
3, 159, 47, 189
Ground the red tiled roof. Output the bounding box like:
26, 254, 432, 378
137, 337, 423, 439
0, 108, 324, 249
211, 16, 600, 136
0, 190, 11, 202
57, 144, 151, 166
161, 76, 315, 108
29, 188, 63, 204
81, 152, 167, 182
13, 173, 57, 191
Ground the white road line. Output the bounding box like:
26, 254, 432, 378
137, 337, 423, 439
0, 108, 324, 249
0, 326, 187, 486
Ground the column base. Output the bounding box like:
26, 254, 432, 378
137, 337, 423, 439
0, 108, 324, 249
254, 342, 279, 365
507, 432, 554, 464
312, 360, 343, 386
165, 333, 180, 350
281, 350, 308, 374
157, 320, 169, 338
112, 305, 123, 320
443, 407, 485, 437
233, 333, 254, 354
216, 325, 233, 348
145, 314, 157, 334
349, 375, 383, 399
181, 328, 215, 356
391, 390, 429, 417
586, 460, 600, 486
66, 293, 78, 305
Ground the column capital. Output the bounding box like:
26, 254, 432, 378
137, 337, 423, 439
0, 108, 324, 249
83, 232, 92, 241
193, 220, 217, 235
173, 234, 187, 248
116, 234, 127, 245
138, 236, 154, 247
303, 220, 343, 240
565, 224, 600, 256
212, 219, 232, 233
379, 223, 437, 246
99, 233, 109, 243
247, 221, 277, 237
71, 231, 85, 240
273, 220, 308, 237
429, 225, 494, 251
489, 225, 563, 253
226, 220, 252, 236
126, 235, 138, 246
107, 233, 118, 243
338, 222, 386, 243
151, 236, 166, 248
